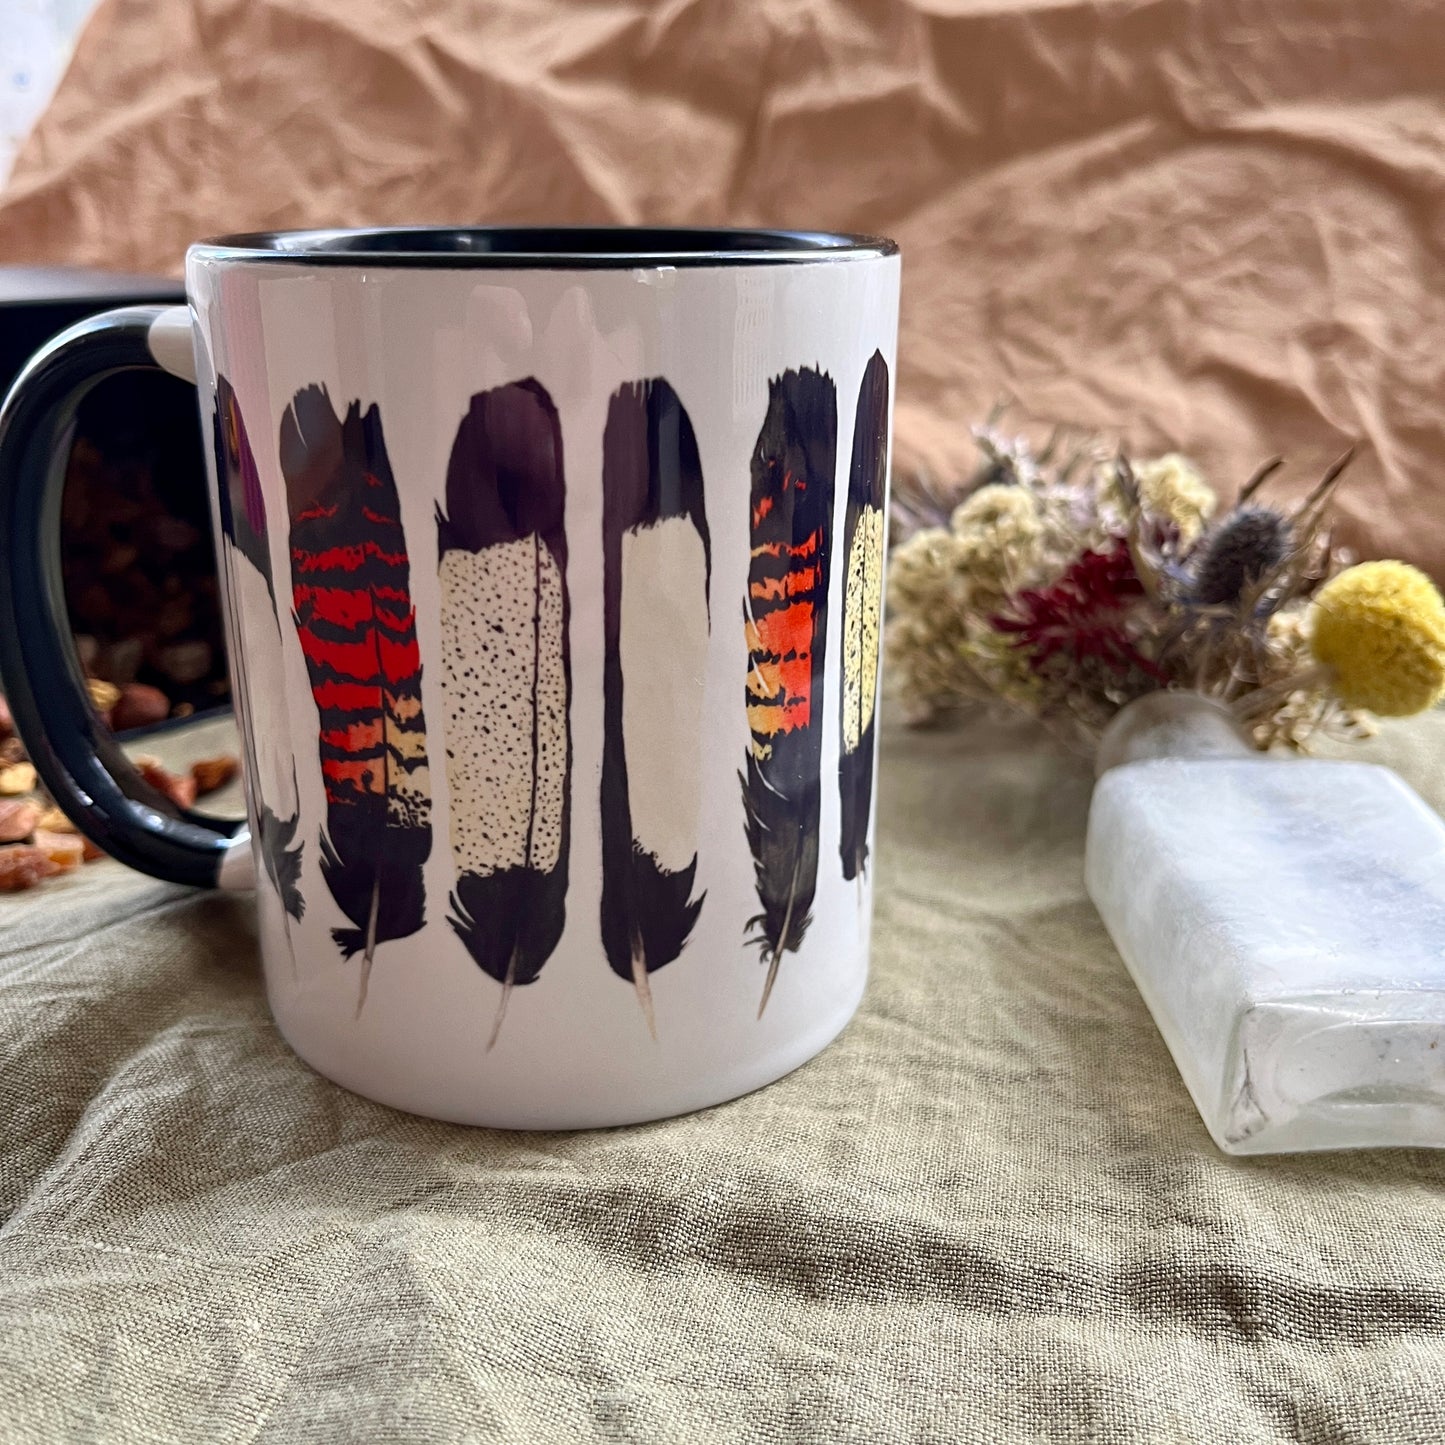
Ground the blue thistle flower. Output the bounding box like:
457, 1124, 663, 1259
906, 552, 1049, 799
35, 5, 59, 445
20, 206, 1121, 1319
1192, 506, 1292, 604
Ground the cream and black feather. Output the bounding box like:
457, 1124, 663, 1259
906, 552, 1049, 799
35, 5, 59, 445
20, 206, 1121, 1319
437, 380, 571, 1047
838, 351, 889, 881
600, 378, 711, 1033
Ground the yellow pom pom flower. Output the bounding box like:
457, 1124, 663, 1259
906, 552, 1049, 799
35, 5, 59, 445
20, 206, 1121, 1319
1311, 561, 1445, 716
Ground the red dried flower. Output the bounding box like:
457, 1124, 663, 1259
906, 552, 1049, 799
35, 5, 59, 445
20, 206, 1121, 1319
992, 540, 1166, 680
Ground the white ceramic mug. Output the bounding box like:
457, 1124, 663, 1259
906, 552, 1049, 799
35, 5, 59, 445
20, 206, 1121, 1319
0, 227, 900, 1127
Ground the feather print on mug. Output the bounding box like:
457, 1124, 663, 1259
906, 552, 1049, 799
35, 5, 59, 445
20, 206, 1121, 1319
838, 351, 889, 882
437, 380, 571, 1049
280, 386, 432, 1012
741, 368, 837, 1017
212, 376, 304, 929
600, 379, 711, 1036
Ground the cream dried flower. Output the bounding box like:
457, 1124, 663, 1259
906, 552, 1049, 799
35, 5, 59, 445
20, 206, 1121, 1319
886, 494, 1054, 721
1248, 606, 1375, 750
885, 528, 984, 717
887, 527, 967, 609
1134, 454, 1216, 542
1265, 605, 1309, 656
951, 482, 1041, 536
948, 483, 1045, 605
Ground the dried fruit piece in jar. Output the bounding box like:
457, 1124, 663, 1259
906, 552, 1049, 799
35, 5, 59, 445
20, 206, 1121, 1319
111, 684, 170, 731
85, 679, 121, 713
32, 831, 84, 872
136, 758, 198, 810
0, 801, 40, 843
191, 756, 239, 795
0, 763, 37, 795
0, 847, 60, 890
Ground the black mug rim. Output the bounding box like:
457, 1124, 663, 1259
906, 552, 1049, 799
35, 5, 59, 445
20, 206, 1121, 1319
190, 225, 898, 269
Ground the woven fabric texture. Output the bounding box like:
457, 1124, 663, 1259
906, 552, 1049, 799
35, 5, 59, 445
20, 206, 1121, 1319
1, 713, 1443, 1443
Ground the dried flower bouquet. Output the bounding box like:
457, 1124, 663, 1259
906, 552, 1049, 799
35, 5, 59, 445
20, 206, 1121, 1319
887, 419, 1445, 752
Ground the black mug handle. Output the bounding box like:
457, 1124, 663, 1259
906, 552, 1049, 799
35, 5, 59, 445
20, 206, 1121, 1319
0, 304, 251, 888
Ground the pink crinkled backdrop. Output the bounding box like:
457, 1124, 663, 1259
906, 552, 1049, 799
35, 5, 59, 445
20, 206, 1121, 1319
1, 0, 1439, 568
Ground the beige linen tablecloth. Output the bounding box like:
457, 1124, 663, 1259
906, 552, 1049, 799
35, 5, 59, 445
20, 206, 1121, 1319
2, 711, 1444, 1443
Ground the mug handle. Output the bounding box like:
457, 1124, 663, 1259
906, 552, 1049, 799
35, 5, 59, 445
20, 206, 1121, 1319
0, 304, 253, 890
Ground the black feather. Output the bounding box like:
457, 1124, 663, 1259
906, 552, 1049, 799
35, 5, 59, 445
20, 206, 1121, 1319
437, 380, 571, 1045
839, 351, 889, 881
211, 375, 304, 926
213, 375, 273, 594
600, 378, 711, 1031
740, 367, 837, 1015
282, 385, 432, 1002
258, 790, 305, 921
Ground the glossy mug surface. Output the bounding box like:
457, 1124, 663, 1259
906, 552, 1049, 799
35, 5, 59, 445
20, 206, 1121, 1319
8, 228, 900, 1128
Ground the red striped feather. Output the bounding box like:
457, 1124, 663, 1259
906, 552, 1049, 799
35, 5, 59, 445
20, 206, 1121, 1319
741, 369, 837, 1016
279, 385, 432, 1012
